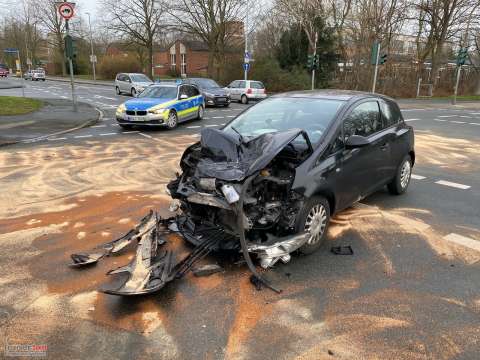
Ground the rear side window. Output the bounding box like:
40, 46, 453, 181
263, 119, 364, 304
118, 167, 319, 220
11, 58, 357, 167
250, 81, 264, 89
238, 81, 246, 88
343, 101, 382, 139
380, 100, 401, 128
187, 85, 199, 97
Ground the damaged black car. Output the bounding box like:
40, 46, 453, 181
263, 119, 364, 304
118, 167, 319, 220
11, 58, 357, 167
168, 90, 415, 270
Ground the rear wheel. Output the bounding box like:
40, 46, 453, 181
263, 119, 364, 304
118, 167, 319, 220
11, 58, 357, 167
241, 95, 248, 104
115, 86, 121, 95
196, 105, 204, 120
131, 88, 136, 97
295, 196, 330, 255
166, 111, 178, 129
388, 155, 412, 195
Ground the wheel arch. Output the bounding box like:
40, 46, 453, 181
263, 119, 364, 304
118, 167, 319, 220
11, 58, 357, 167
409, 150, 415, 166
312, 190, 336, 215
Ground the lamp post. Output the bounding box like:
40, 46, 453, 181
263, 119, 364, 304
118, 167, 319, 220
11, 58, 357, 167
86, 12, 96, 81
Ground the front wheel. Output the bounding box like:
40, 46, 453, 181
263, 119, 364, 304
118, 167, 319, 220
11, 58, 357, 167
115, 86, 121, 95
131, 88, 137, 97
295, 196, 330, 255
166, 111, 178, 129
241, 95, 248, 104
388, 155, 412, 195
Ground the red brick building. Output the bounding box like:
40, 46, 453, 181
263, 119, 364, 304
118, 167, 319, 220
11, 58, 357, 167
153, 40, 210, 77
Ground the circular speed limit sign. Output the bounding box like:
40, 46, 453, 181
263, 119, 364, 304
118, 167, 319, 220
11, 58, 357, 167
58, 3, 75, 20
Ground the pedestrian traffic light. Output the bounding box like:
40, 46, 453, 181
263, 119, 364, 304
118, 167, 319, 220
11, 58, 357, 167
64, 35, 77, 59
307, 54, 319, 71
379, 53, 388, 64
456, 48, 468, 66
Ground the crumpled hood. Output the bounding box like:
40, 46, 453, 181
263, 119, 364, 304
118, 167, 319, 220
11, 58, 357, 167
194, 128, 308, 181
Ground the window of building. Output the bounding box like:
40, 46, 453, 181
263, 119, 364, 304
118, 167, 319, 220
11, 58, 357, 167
181, 53, 187, 76
170, 53, 176, 71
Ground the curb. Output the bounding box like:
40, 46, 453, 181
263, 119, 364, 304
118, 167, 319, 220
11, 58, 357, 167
0, 106, 103, 148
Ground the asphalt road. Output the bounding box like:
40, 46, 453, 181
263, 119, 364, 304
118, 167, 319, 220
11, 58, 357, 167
1, 77, 479, 359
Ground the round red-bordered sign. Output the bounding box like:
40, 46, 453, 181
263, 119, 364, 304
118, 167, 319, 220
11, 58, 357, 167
58, 3, 75, 20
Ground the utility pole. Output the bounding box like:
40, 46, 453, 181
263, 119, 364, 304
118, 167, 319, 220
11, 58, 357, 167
244, 0, 249, 81
86, 12, 96, 81
59, 1, 77, 111
371, 41, 380, 93
311, 32, 318, 90
18, 49, 25, 97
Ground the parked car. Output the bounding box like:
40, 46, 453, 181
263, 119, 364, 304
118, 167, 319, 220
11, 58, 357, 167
225, 80, 267, 104
0, 68, 8, 77
168, 90, 414, 266
31, 69, 46, 81
23, 70, 33, 80
115, 73, 153, 97
184, 78, 231, 107
116, 83, 204, 129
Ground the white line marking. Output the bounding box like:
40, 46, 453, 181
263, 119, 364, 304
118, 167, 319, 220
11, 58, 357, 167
121, 131, 140, 134
226, 115, 235, 118
110, 124, 119, 126
186, 126, 201, 129
205, 124, 218, 127
92, 125, 107, 128
459, 115, 472, 118
74, 135, 93, 138
469, 123, 480, 126
450, 121, 466, 124
411, 174, 426, 180
469, 112, 480, 115
443, 233, 480, 252
405, 118, 420, 122
139, 132, 153, 139
60, 96, 68, 99
220, 123, 225, 125
99, 132, 117, 136
212, 116, 225, 119
434, 119, 447, 122
438, 115, 456, 118
435, 180, 470, 190
47, 137, 67, 141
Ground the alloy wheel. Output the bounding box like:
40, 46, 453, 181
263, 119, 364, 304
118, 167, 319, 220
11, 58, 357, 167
167, 112, 178, 128
304, 204, 327, 245
400, 160, 411, 189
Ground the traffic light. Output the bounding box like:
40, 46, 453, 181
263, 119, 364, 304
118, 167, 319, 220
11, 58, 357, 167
307, 54, 319, 71
379, 53, 388, 64
64, 35, 77, 59
456, 48, 468, 66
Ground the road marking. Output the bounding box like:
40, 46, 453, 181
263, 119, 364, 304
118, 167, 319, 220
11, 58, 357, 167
61, 96, 68, 99
212, 116, 225, 119
47, 137, 67, 141
186, 126, 201, 129
121, 131, 140, 134
74, 135, 93, 138
411, 174, 426, 180
443, 233, 480, 252
438, 115, 456, 118
450, 121, 466, 124
405, 118, 420, 122
220, 123, 225, 125
92, 125, 107, 128
433, 119, 447, 122
469, 112, 480, 115
435, 180, 470, 190
139, 132, 153, 139
469, 122, 480, 126
459, 115, 472, 118
205, 124, 218, 127
99, 132, 117, 136
227, 115, 235, 118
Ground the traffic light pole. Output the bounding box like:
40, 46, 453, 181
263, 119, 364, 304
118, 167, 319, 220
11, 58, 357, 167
452, 65, 461, 105
311, 32, 318, 90
372, 42, 380, 93
65, 16, 77, 112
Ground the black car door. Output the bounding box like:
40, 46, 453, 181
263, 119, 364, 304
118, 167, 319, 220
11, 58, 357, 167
335, 100, 387, 209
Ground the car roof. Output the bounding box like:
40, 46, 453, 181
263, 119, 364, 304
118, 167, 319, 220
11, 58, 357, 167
149, 83, 178, 88
271, 89, 395, 102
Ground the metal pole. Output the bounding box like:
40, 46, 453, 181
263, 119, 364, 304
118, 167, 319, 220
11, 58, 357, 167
372, 42, 381, 93
244, 0, 248, 81
65, 16, 77, 112
311, 32, 318, 90
416, 77, 422, 98
86, 12, 96, 81
452, 66, 461, 105
18, 50, 25, 97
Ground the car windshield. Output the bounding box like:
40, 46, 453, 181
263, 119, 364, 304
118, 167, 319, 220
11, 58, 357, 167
224, 97, 344, 144
138, 86, 177, 99
192, 79, 221, 89
130, 74, 151, 82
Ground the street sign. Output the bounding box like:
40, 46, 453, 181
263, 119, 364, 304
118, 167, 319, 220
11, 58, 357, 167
58, 2, 75, 20
3, 48, 18, 53
89, 54, 97, 63
244, 52, 250, 63
243, 63, 250, 71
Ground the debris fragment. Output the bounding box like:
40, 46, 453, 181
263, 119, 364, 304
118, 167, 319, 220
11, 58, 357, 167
193, 264, 223, 277
330, 245, 353, 255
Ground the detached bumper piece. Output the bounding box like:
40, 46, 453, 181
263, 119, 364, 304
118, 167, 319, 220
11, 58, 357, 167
69, 210, 159, 267
69, 211, 220, 296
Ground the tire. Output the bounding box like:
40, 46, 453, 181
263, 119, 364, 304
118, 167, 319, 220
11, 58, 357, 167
295, 196, 331, 255
224, 103, 230, 108
387, 155, 412, 195
166, 110, 178, 129
115, 86, 121, 95
131, 88, 137, 97
241, 95, 248, 104
196, 105, 204, 120
119, 124, 132, 130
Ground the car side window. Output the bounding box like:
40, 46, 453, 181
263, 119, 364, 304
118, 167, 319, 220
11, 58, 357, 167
238, 81, 246, 88
380, 100, 400, 128
190, 86, 200, 97
325, 129, 344, 157
179, 85, 189, 98
343, 101, 382, 139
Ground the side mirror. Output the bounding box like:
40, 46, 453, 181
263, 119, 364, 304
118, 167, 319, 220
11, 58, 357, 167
345, 135, 370, 149
127, 78, 132, 83
180, 94, 188, 100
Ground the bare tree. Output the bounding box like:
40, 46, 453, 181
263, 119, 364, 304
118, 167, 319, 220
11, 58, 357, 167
101, 0, 168, 78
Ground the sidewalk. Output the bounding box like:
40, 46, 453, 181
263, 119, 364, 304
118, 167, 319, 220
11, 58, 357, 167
397, 98, 480, 110
0, 99, 100, 146
46, 75, 113, 87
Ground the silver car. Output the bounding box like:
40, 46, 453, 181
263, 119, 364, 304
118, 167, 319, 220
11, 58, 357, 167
225, 80, 267, 104
115, 73, 153, 97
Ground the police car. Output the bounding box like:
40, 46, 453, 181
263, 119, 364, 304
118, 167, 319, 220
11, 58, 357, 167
116, 83, 204, 129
